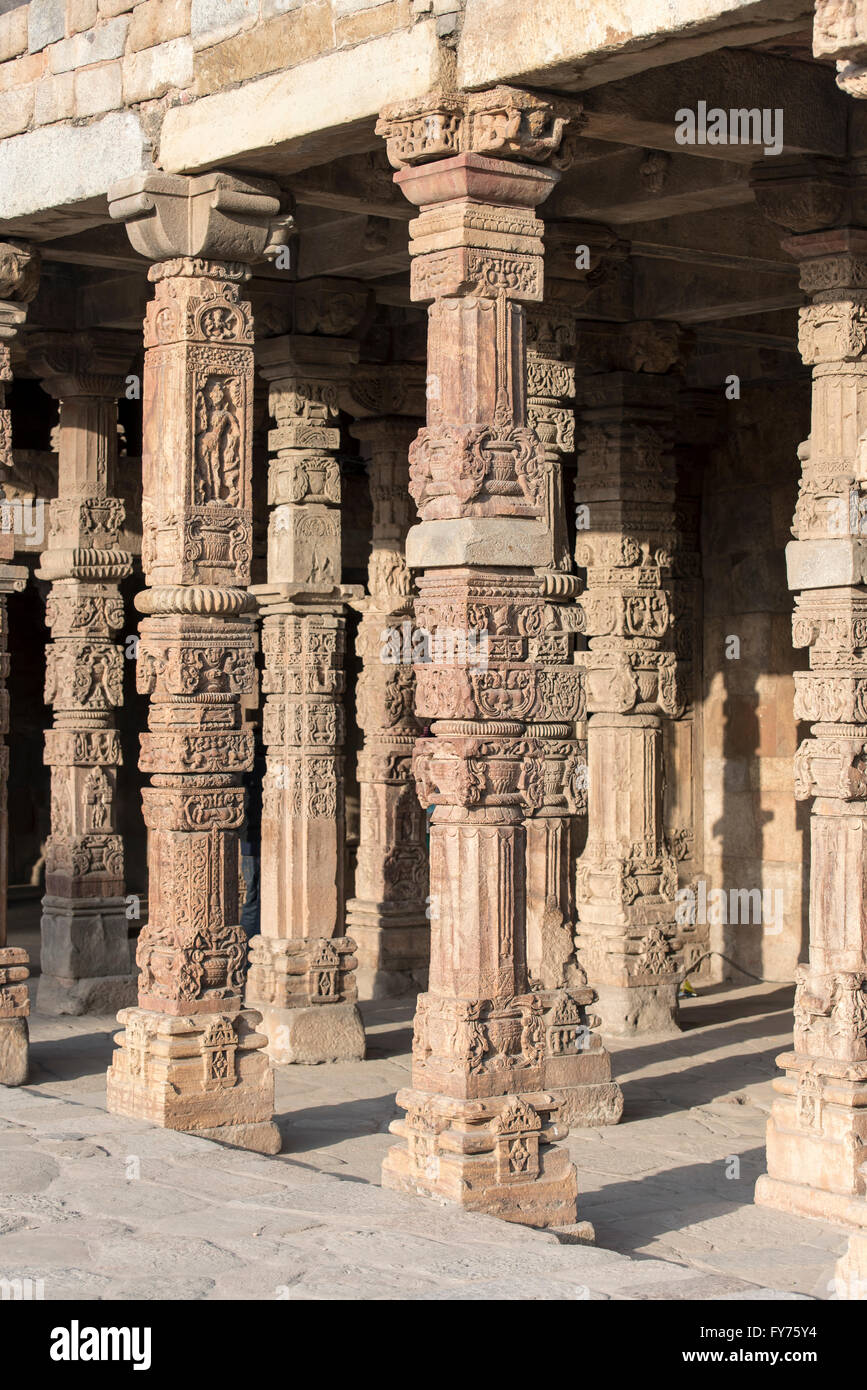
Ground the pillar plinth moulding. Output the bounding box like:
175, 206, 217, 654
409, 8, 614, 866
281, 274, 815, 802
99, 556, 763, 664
573, 319, 706, 1037
29, 330, 137, 1017
0, 241, 39, 1086
375, 87, 604, 1228
246, 280, 370, 1064
343, 364, 431, 997
104, 171, 291, 1151
752, 159, 867, 1226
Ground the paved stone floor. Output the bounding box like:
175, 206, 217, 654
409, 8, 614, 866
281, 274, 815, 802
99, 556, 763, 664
0, 909, 852, 1300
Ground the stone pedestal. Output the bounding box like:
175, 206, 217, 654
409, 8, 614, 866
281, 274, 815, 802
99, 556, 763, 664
752, 166, 867, 1226
247, 292, 371, 1062
30, 331, 137, 1016
105, 170, 289, 1149
375, 86, 595, 1226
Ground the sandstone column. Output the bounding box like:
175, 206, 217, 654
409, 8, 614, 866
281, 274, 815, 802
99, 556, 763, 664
752, 158, 867, 1224
525, 303, 623, 1124
105, 171, 288, 1151
344, 366, 430, 997
573, 322, 701, 1036
375, 87, 606, 1227
29, 331, 136, 1016
246, 281, 369, 1064
0, 241, 38, 1085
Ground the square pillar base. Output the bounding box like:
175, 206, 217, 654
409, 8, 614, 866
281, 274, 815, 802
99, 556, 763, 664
39, 898, 135, 1016
106, 1005, 280, 1154
346, 908, 430, 1000
543, 1033, 623, 1127
382, 1088, 579, 1229
254, 1000, 366, 1065
0, 1016, 28, 1086
593, 980, 681, 1038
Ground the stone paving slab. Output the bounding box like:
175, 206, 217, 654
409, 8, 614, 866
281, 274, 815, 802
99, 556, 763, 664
0, 982, 848, 1299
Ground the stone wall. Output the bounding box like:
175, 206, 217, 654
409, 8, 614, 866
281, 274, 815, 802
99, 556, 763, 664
701, 378, 810, 986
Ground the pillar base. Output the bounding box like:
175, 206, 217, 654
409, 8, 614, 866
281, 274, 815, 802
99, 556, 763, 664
593, 980, 681, 1037
0, 946, 30, 1086
382, 1087, 579, 1229
254, 1000, 366, 1065
0, 1017, 28, 1086
106, 1005, 280, 1153
39, 898, 134, 1015
347, 910, 430, 1000
755, 1173, 867, 1230
38, 973, 137, 1016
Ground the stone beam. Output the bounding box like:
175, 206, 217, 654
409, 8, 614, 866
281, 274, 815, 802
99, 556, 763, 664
458, 0, 813, 91
578, 50, 847, 161
548, 149, 752, 224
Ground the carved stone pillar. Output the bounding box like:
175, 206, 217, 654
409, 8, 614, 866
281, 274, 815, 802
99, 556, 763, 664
573, 321, 703, 1036
374, 87, 608, 1228
752, 161, 867, 1225
104, 171, 288, 1151
525, 304, 623, 1124
29, 331, 136, 1016
343, 366, 430, 997
0, 241, 39, 1086
246, 282, 369, 1064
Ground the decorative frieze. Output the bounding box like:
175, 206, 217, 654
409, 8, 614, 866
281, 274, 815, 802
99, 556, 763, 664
104, 171, 285, 1151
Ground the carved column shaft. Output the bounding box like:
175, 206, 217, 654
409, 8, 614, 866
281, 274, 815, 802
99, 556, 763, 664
247, 294, 367, 1064
105, 172, 286, 1151
0, 241, 39, 1086
31, 333, 136, 1015
346, 408, 430, 997
375, 86, 608, 1228
573, 335, 705, 1036
752, 156, 867, 1223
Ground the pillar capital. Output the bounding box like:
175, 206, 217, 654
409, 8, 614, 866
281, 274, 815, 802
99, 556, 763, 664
751, 156, 867, 236
108, 170, 291, 269
27, 329, 137, 401
375, 86, 582, 171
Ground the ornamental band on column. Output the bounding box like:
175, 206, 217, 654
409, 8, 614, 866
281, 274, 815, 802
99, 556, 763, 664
103, 172, 291, 1151
373, 86, 614, 1227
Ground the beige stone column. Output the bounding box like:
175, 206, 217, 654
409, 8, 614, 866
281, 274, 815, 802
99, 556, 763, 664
0, 241, 39, 1086
29, 331, 136, 1016
573, 322, 706, 1036
246, 281, 368, 1064
374, 87, 608, 1228
343, 366, 430, 997
752, 158, 867, 1224
104, 171, 288, 1151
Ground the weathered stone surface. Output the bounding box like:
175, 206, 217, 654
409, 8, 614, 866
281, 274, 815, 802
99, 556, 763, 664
193, 5, 333, 96
49, 14, 129, 72
0, 6, 28, 64
257, 1000, 366, 1065
190, 0, 257, 50
28, 0, 67, 53
0, 112, 149, 219
74, 58, 123, 115
122, 36, 193, 101
0, 1016, 28, 1086
127, 0, 191, 52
